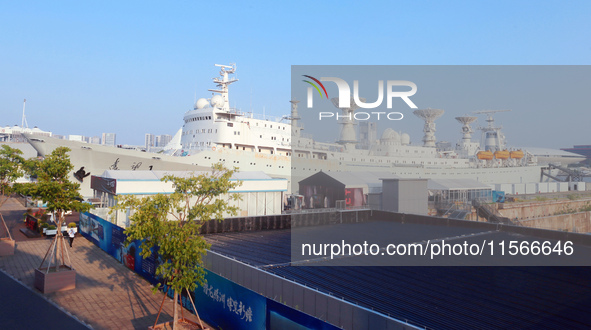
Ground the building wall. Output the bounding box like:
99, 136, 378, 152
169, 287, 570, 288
91, 190, 285, 228
382, 179, 428, 215
498, 198, 591, 220
518, 211, 591, 233
205, 251, 417, 330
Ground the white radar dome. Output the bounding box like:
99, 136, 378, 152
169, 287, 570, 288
211, 95, 224, 108
401, 133, 410, 145
380, 128, 400, 142
195, 98, 209, 109
380, 128, 401, 146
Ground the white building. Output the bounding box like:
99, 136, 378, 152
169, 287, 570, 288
90, 136, 101, 144
145, 133, 155, 149
102, 133, 116, 146
89, 170, 288, 228
68, 134, 85, 142
156, 134, 172, 147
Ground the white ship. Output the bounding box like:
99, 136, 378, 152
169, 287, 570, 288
24, 64, 575, 197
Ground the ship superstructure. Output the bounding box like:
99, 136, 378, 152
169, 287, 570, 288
177, 64, 292, 160
25, 64, 554, 197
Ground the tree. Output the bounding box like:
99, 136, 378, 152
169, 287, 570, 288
111, 163, 241, 329
0, 145, 25, 241
15, 146, 91, 271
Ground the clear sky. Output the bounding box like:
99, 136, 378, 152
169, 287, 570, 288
1, 1, 590, 147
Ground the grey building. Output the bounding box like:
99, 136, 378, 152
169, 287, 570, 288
381, 178, 429, 215
298, 171, 428, 212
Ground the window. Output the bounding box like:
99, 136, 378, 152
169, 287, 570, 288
227, 123, 233, 127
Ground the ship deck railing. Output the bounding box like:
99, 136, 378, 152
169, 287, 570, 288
236, 110, 287, 123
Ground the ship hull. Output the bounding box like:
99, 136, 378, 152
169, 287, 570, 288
25, 135, 545, 197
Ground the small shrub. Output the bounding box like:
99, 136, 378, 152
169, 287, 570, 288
567, 194, 579, 200
580, 202, 591, 212
47, 225, 57, 230
67, 222, 77, 228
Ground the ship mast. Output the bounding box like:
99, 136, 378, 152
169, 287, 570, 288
208, 64, 238, 111
474, 110, 511, 152
289, 99, 302, 138
21, 99, 29, 130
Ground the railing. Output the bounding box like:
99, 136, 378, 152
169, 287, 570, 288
472, 199, 513, 225
89, 207, 116, 224
283, 204, 374, 214
239, 111, 288, 123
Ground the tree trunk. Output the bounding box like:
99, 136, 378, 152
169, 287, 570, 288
173, 289, 178, 330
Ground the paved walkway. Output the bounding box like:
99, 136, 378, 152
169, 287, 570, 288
0, 198, 205, 329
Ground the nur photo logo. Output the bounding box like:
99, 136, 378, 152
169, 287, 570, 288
303, 75, 418, 109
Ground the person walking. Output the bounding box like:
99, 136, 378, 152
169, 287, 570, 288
68, 226, 76, 248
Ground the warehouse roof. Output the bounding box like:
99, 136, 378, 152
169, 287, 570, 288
205, 215, 591, 329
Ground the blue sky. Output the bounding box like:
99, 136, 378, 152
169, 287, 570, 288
1, 1, 590, 147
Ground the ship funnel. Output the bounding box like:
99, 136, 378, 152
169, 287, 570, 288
290, 99, 302, 137
331, 96, 364, 146
413, 108, 444, 147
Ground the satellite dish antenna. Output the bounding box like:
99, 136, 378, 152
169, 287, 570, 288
413, 108, 444, 147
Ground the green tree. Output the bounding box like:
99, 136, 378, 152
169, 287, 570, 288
15, 146, 91, 271
111, 163, 241, 329
0, 145, 26, 240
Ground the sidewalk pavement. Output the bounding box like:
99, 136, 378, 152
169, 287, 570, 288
0, 198, 205, 329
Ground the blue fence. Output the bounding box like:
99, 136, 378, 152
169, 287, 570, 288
79, 212, 339, 330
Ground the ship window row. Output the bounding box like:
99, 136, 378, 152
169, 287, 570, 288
183, 129, 216, 135
186, 141, 212, 147
186, 116, 211, 123
257, 134, 289, 142
258, 123, 286, 130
